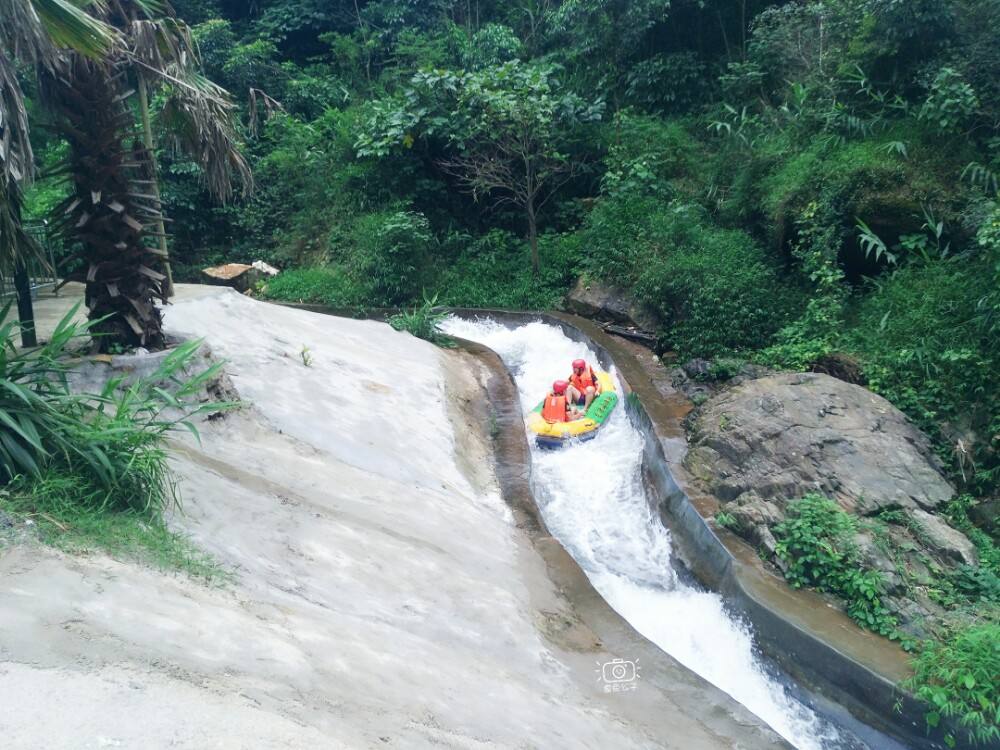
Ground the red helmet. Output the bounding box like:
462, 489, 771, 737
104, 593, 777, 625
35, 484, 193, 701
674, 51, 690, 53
552, 379, 569, 395
572, 358, 586, 371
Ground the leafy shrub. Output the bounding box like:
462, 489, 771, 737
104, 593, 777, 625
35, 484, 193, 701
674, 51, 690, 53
847, 257, 998, 493
625, 52, 707, 114
774, 494, 897, 635
600, 115, 702, 200
388, 293, 453, 347
462, 23, 522, 68
579, 196, 803, 357
352, 209, 434, 306
904, 623, 1000, 747
433, 230, 576, 309
0, 306, 230, 514
260, 266, 367, 308
636, 207, 804, 357
919, 67, 979, 133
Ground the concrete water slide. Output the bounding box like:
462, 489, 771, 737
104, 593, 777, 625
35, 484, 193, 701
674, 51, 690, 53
0, 287, 788, 749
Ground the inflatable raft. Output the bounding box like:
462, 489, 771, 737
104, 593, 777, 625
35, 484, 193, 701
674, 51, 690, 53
527, 370, 619, 448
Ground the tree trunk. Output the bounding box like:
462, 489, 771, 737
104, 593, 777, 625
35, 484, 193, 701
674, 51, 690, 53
137, 75, 174, 298
527, 200, 539, 275
45, 56, 167, 352
14, 260, 36, 348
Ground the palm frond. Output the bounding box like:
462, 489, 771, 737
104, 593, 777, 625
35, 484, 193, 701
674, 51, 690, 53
158, 71, 252, 203
0, 52, 34, 186
121, 14, 252, 202
29, 0, 118, 58
0, 175, 45, 272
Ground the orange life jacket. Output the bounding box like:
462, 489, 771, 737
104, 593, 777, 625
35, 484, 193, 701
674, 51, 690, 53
570, 367, 597, 393
541, 394, 569, 423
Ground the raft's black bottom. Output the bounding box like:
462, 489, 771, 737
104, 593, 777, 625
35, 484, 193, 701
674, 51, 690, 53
535, 431, 599, 450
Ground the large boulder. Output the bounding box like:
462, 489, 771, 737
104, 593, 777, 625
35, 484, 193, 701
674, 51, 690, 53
685, 372, 955, 516
684, 371, 978, 636
564, 278, 659, 332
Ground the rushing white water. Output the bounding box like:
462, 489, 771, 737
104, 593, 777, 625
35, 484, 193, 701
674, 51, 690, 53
441, 316, 848, 750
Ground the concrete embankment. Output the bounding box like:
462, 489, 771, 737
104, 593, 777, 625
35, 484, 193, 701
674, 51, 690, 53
0, 288, 786, 749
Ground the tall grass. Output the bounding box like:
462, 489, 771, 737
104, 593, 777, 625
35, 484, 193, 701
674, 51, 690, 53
388, 293, 454, 347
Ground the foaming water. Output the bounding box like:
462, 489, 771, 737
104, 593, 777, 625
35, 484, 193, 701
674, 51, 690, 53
442, 317, 850, 750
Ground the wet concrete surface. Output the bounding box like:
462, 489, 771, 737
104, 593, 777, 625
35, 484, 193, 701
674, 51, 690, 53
0, 289, 790, 749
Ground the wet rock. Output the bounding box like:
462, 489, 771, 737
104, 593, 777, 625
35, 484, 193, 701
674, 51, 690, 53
907, 509, 978, 566
684, 373, 954, 516
564, 278, 659, 331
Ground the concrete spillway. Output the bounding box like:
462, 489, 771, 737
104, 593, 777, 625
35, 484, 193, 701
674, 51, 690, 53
443, 315, 906, 750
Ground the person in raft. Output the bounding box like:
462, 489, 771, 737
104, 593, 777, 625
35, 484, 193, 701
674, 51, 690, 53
567, 358, 602, 411
541, 380, 583, 423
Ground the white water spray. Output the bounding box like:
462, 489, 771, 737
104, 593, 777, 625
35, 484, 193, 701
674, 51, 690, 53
442, 317, 848, 750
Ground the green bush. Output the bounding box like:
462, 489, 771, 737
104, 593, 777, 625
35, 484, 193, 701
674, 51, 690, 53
351, 209, 434, 306
388, 294, 453, 347
774, 494, 898, 636
433, 230, 577, 309
260, 266, 367, 308
0, 305, 231, 514
905, 623, 1000, 747
846, 257, 998, 493
578, 197, 804, 357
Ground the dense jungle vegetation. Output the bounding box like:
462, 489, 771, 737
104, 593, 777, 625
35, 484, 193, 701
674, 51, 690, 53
7, 0, 999, 745
25, 0, 990, 503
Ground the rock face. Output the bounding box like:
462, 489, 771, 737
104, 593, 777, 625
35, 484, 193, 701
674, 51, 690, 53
685, 372, 955, 516
564, 278, 659, 332
684, 371, 981, 634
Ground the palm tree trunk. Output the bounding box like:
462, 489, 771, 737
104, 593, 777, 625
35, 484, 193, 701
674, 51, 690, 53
45, 56, 167, 352
137, 75, 174, 298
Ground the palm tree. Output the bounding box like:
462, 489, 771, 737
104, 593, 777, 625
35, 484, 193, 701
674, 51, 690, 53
0, 0, 115, 275
40, 0, 251, 351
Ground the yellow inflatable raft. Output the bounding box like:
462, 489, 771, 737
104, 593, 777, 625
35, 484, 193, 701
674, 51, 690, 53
526, 370, 618, 448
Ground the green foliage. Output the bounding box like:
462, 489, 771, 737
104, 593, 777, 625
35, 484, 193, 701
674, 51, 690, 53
774, 494, 898, 636
0, 306, 232, 514
625, 52, 706, 114
353, 209, 435, 305
919, 67, 979, 133
388, 293, 453, 347
433, 229, 577, 309
847, 258, 998, 493
715, 510, 738, 530
260, 266, 367, 308
579, 194, 802, 357
904, 623, 1000, 747
463, 23, 523, 69
761, 201, 847, 370
2, 471, 226, 583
